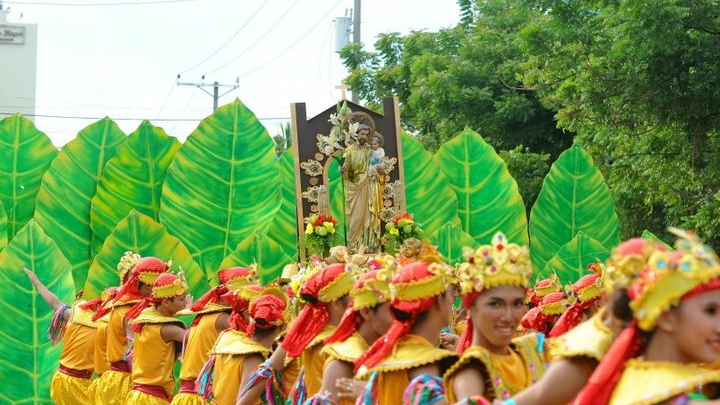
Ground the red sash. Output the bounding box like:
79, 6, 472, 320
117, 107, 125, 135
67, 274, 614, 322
178, 379, 198, 394
58, 364, 93, 379
133, 383, 172, 402
109, 360, 131, 373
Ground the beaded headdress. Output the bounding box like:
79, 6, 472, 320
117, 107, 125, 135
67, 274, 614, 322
153, 272, 189, 299
630, 227, 720, 331
117, 251, 141, 282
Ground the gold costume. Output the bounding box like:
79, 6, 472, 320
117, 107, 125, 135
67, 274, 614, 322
321, 332, 369, 405
211, 330, 271, 405
549, 309, 614, 362
343, 142, 382, 252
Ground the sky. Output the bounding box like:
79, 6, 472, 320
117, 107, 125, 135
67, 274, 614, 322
1, 0, 460, 146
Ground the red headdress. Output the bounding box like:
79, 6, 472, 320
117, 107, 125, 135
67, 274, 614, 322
114, 256, 169, 303
246, 289, 288, 336
125, 272, 189, 332
549, 261, 605, 337
354, 246, 448, 373
574, 229, 720, 405
280, 262, 355, 357
189, 266, 257, 313
222, 284, 263, 332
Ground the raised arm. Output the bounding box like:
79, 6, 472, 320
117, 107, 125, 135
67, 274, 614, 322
24, 267, 69, 315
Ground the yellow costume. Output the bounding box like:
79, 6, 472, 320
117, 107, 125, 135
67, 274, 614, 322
358, 334, 456, 405
125, 307, 185, 404
549, 308, 614, 362
88, 313, 109, 402
444, 334, 546, 402
50, 302, 97, 405
211, 329, 271, 405
171, 310, 225, 405
94, 300, 137, 405
608, 359, 720, 405
321, 332, 369, 405
299, 325, 337, 398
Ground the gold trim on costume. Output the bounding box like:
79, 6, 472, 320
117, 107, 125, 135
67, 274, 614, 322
322, 332, 368, 363
550, 309, 613, 362
356, 334, 456, 378
212, 329, 272, 357
129, 307, 185, 328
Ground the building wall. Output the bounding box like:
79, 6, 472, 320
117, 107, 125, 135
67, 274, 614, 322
0, 12, 38, 122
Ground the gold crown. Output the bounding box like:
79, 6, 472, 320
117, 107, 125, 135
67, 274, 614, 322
458, 232, 532, 295
352, 255, 395, 309
604, 238, 665, 293
630, 228, 720, 331
117, 251, 141, 281
533, 273, 562, 296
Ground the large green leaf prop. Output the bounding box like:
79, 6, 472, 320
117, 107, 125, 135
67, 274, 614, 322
83, 210, 210, 300
434, 128, 528, 245
0, 114, 58, 241
430, 222, 480, 265
402, 132, 461, 236
160, 99, 280, 273
529, 142, 620, 272
328, 158, 347, 247
0, 200, 6, 252
641, 230, 673, 251
265, 150, 299, 259
219, 231, 293, 284
535, 231, 610, 285
0, 220, 74, 404
34, 118, 126, 291
90, 121, 180, 255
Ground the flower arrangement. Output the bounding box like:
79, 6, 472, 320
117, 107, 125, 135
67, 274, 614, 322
382, 213, 425, 254
303, 213, 340, 257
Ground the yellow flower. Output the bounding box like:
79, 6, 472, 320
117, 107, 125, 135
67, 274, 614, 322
305, 223, 314, 235
389, 227, 399, 236
324, 222, 336, 234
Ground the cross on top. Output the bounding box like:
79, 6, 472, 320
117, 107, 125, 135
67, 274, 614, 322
335, 82, 351, 100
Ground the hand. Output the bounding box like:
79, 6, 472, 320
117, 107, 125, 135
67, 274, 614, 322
336, 378, 366, 399
23, 267, 40, 286
439, 332, 459, 351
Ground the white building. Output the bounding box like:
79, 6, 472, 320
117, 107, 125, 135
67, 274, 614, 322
0, 2, 38, 122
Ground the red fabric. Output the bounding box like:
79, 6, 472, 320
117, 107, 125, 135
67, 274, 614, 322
178, 379, 197, 394
325, 305, 360, 344
549, 297, 599, 338
125, 297, 157, 332
228, 312, 249, 332
280, 302, 329, 357
78, 297, 103, 311
110, 360, 131, 373
133, 383, 172, 402
113, 273, 144, 305
573, 321, 642, 405
683, 277, 720, 300
218, 267, 252, 284
189, 285, 228, 312
246, 294, 286, 336
58, 364, 93, 379
456, 316, 473, 354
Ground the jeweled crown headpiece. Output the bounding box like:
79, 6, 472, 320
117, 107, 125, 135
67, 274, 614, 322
457, 232, 533, 298
629, 227, 720, 331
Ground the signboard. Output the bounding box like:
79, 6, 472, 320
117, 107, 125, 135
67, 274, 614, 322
0, 25, 25, 44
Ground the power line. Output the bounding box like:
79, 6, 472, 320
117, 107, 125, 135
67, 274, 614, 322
0, 111, 289, 121
178, 0, 270, 75
202, 0, 304, 75
237, 0, 345, 78
4, 0, 221, 6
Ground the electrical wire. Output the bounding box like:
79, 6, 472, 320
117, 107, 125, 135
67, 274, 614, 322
318, 21, 337, 100
4, 0, 222, 6
154, 79, 177, 120
202, 0, 304, 75
237, 0, 345, 78
178, 0, 271, 75
0, 111, 289, 121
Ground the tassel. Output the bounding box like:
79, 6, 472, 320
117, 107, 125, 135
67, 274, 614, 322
196, 355, 217, 402
358, 371, 379, 405
287, 369, 307, 405
403, 374, 445, 405
241, 360, 286, 405
47, 304, 70, 346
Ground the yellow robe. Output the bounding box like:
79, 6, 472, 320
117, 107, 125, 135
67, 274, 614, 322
126, 307, 185, 403
356, 334, 457, 405
608, 359, 720, 405
50, 302, 97, 405
321, 332, 369, 405
211, 330, 271, 405
298, 325, 337, 399
96, 300, 138, 405
443, 333, 546, 402
549, 309, 615, 362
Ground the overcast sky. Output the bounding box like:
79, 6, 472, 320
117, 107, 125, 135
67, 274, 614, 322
1, 0, 460, 146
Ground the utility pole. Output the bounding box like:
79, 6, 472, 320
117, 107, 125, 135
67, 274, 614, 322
351, 0, 361, 103
176, 75, 239, 111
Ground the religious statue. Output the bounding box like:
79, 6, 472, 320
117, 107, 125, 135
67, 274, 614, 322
340, 112, 385, 253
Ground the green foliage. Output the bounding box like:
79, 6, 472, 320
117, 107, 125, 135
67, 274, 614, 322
273, 121, 293, 158
90, 121, 180, 256
265, 149, 299, 259
83, 210, 210, 300
0, 200, 6, 252
401, 133, 461, 237
429, 222, 480, 265
0, 114, 58, 241
159, 99, 280, 273
535, 231, 610, 285
434, 128, 528, 245
0, 220, 74, 404
220, 231, 294, 284
529, 142, 620, 271
34, 118, 126, 291
498, 146, 551, 216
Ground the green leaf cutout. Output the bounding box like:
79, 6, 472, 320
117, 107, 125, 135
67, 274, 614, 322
328, 157, 348, 246
0, 114, 58, 241
219, 231, 293, 285
83, 210, 210, 300
641, 230, 674, 251
402, 132, 461, 236
265, 150, 299, 259
434, 128, 528, 245
90, 121, 181, 256
159, 99, 280, 273
429, 222, 480, 266
34, 118, 126, 291
529, 142, 621, 272
0, 220, 74, 404
0, 200, 6, 252
535, 231, 610, 285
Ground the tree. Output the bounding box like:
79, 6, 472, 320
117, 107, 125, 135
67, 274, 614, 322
273, 121, 292, 158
